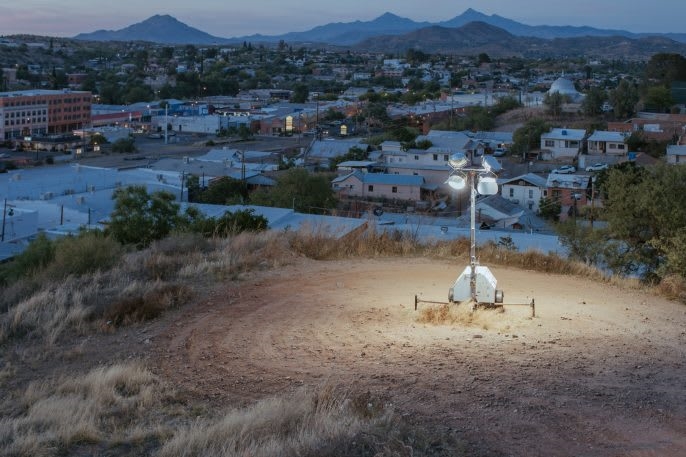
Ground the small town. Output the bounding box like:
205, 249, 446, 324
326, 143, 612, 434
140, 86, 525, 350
1, 6, 686, 457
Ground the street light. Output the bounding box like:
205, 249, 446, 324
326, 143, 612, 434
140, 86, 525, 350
446, 153, 502, 306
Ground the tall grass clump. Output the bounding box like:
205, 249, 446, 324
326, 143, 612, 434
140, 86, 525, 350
0, 363, 167, 456
157, 387, 371, 457
654, 274, 686, 303
175, 231, 294, 280
289, 226, 422, 260
160, 386, 462, 457
44, 231, 124, 280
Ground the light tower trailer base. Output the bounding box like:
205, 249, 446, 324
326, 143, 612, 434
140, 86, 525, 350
448, 265, 504, 310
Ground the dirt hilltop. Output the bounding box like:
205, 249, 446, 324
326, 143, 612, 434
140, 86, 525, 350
149, 257, 686, 456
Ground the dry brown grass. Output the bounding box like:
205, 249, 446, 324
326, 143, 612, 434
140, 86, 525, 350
103, 282, 193, 326
0, 363, 168, 456
417, 303, 504, 329
654, 274, 686, 302
1, 365, 459, 457
158, 386, 385, 457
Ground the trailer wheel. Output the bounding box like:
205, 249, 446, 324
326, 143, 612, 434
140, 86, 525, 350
495, 289, 504, 304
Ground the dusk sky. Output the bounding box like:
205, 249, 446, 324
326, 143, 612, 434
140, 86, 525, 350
0, 1, 683, 38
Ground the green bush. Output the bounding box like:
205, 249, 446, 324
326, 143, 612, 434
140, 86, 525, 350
44, 231, 123, 280
0, 233, 55, 284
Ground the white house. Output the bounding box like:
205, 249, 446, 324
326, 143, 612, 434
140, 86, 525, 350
540, 128, 586, 160
475, 195, 525, 229
666, 145, 686, 165
332, 171, 424, 201
499, 173, 547, 212
586, 131, 627, 156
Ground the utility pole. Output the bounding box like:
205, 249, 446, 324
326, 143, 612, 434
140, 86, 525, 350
1, 198, 6, 242
590, 177, 595, 228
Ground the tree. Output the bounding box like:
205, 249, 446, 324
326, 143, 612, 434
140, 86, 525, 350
107, 186, 181, 248
644, 53, 686, 87
512, 118, 550, 158
184, 208, 268, 237
538, 197, 561, 222
330, 146, 368, 170
582, 87, 607, 116
196, 176, 248, 205
123, 85, 153, 104
291, 84, 308, 103
89, 133, 108, 146
609, 79, 639, 119
643, 85, 674, 113
111, 138, 136, 153
543, 92, 567, 117
602, 163, 686, 281
556, 220, 607, 265
250, 168, 336, 214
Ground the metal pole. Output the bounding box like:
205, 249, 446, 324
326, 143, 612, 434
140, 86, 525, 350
1, 198, 6, 242
469, 171, 477, 302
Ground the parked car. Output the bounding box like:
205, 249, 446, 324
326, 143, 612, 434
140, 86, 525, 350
585, 163, 608, 172
551, 165, 576, 174
493, 148, 507, 157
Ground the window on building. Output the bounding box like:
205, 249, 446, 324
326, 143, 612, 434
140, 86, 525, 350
392, 186, 398, 193
544, 140, 555, 147
529, 189, 534, 198
414, 155, 419, 160
443, 154, 449, 161
433, 154, 438, 161
509, 188, 514, 197
368, 185, 374, 192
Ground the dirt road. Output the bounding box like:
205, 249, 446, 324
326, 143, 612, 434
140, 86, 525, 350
152, 257, 686, 456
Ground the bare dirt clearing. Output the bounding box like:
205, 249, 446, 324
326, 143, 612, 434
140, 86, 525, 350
152, 257, 686, 456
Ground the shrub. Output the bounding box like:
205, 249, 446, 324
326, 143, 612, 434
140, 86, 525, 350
44, 231, 123, 280
103, 282, 192, 326
0, 233, 54, 284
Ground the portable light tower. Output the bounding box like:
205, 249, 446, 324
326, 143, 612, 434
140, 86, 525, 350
446, 153, 504, 307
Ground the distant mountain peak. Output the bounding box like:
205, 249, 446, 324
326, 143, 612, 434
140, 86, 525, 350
74, 14, 228, 44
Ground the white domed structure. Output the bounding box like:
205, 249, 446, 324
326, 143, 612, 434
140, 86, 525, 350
548, 77, 584, 102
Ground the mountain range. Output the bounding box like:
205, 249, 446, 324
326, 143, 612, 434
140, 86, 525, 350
73, 9, 686, 57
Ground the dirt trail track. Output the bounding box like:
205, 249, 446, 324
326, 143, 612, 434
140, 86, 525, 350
153, 258, 686, 456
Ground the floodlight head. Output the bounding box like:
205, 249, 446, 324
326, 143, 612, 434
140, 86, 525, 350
446, 174, 467, 190
482, 155, 502, 173
477, 176, 499, 195
448, 152, 468, 170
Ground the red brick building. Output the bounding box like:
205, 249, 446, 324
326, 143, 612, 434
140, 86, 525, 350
0, 89, 92, 140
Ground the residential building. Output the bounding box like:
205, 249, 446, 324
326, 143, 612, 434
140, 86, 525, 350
544, 173, 592, 221
586, 130, 627, 156
475, 195, 525, 229
607, 113, 686, 143
500, 173, 547, 212
332, 171, 424, 201
666, 145, 686, 165
540, 128, 586, 160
